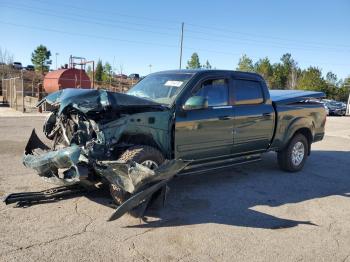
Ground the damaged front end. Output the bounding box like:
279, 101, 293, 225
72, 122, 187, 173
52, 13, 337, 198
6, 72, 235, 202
16, 88, 188, 220
23, 129, 89, 185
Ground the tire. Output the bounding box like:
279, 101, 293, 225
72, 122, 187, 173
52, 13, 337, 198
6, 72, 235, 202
277, 134, 309, 172
118, 145, 165, 168
110, 145, 165, 205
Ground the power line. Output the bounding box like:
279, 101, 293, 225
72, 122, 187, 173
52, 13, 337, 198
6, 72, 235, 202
185, 23, 350, 49
10, 0, 350, 50
0, 4, 179, 38
0, 2, 180, 32
0, 21, 179, 48
25, 0, 180, 25
1, 20, 349, 68
186, 31, 350, 52
2, 3, 349, 55
184, 33, 350, 54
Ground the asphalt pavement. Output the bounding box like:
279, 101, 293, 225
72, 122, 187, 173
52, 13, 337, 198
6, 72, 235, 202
0, 108, 349, 262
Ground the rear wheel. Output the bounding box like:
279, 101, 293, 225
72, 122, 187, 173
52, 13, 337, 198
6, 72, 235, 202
277, 134, 309, 172
109, 145, 165, 205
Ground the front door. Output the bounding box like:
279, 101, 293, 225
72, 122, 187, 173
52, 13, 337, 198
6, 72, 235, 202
175, 77, 234, 160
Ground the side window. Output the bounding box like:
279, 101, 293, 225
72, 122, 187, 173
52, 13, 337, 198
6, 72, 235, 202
234, 80, 264, 105
193, 78, 229, 107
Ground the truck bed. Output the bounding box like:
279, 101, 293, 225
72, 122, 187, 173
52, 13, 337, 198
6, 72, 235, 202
269, 90, 326, 151
269, 90, 325, 104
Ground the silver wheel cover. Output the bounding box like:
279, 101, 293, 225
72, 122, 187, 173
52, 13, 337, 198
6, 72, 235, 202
291, 141, 305, 166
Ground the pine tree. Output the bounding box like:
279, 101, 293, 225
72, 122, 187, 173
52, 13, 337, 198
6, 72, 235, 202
31, 45, 51, 74
186, 53, 201, 69
204, 60, 212, 69
237, 54, 254, 72
95, 60, 103, 82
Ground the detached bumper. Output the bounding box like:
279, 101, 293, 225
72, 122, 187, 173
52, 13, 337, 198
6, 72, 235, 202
23, 129, 88, 185
21, 129, 190, 220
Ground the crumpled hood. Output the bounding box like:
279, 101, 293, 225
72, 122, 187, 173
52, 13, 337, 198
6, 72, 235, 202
38, 88, 164, 115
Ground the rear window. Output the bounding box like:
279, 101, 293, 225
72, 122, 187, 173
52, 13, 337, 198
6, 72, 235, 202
234, 80, 264, 105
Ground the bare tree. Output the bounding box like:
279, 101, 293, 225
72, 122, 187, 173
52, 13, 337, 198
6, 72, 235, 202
0, 47, 14, 80
117, 63, 124, 92
0, 47, 14, 64
118, 63, 124, 75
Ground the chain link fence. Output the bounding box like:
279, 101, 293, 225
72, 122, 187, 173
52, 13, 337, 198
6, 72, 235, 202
1, 76, 136, 113
2, 77, 25, 112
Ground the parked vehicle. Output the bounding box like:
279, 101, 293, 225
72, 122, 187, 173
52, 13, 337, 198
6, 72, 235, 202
12, 62, 22, 70
324, 100, 346, 116
115, 74, 128, 79
129, 73, 140, 80
18, 70, 326, 219
26, 65, 35, 71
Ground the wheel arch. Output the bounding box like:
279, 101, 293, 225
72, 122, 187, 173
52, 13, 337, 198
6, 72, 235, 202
282, 117, 314, 155
118, 133, 160, 150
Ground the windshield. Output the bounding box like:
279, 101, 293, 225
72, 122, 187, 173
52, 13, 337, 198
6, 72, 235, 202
127, 73, 194, 105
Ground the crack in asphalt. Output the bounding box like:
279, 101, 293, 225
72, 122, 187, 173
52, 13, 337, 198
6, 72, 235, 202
74, 198, 95, 233
0, 230, 88, 258
342, 254, 350, 262
0, 198, 96, 258
131, 241, 153, 262
0, 199, 157, 259
0, 239, 22, 254
122, 228, 156, 242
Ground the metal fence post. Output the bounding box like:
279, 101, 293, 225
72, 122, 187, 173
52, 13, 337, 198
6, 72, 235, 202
15, 78, 17, 111
22, 77, 24, 112
9, 79, 12, 107
1, 78, 3, 103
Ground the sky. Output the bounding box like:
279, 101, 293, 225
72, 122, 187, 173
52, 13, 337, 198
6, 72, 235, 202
0, 0, 349, 79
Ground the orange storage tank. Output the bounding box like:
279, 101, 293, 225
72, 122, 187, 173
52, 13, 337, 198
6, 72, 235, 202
43, 68, 91, 93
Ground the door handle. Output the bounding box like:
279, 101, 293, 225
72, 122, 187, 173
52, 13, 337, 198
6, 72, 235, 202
218, 116, 230, 120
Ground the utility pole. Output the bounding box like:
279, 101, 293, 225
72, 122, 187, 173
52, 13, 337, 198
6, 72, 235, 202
149, 64, 152, 73
346, 84, 350, 115
179, 22, 184, 69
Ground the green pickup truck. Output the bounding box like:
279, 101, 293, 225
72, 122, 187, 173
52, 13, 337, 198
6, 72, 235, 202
17, 70, 326, 214
121, 69, 325, 173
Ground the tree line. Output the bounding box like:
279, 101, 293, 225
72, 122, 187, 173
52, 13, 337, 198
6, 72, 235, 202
6, 44, 350, 101
187, 52, 350, 102
87, 60, 114, 83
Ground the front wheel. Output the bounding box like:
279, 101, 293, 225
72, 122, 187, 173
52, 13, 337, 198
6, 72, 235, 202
109, 145, 165, 205
277, 134, 309, 172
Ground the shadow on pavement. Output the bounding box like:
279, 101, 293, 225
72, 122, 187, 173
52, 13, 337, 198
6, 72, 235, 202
7, 150, 349, 230
125, 150, 350, 229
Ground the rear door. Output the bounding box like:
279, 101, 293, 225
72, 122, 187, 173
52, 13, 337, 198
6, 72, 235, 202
175, 75, 234, 160
232, 78, 275, 154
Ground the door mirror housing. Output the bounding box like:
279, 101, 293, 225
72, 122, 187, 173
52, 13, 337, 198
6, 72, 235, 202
182, 96, 208, 110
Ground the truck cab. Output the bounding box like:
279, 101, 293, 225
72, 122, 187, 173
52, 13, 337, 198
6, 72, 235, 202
173, 70, 275, 162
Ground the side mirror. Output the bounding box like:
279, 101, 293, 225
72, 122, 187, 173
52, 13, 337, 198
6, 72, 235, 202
182, 96, 208, 110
